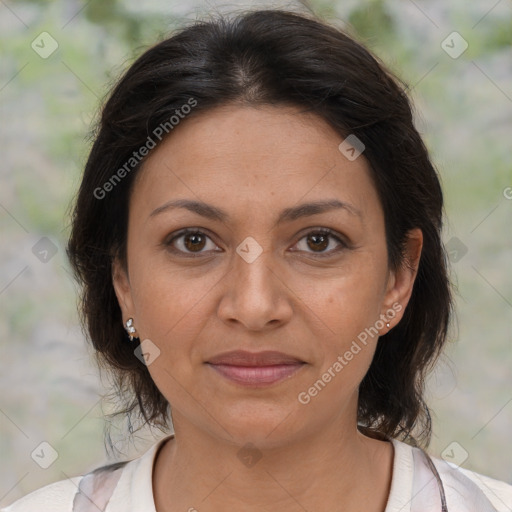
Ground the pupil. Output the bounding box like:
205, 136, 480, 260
186, 233, 205, 251
308, 233, 328, 251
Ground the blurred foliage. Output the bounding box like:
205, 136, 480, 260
20, 0, 183, 50
348, 0, 395, 42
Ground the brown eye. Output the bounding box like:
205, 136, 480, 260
166, 229, 220, 256
293, 229, 346, 256
183, 232, 207, 252
307, 232, 329, 252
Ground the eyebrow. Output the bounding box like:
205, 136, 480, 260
149, 198, 362, 226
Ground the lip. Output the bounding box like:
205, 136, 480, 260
205, 350, 306, 387
206, 350, 305, 366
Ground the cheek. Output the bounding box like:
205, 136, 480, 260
302, 259, 386, 339
314, 290, 381, 378
129, 264, 215, 402
297, 286, 383, 409
297, 258, 387, 383
129, 249, 218, 338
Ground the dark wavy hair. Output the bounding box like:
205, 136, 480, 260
66, 7, 453, 450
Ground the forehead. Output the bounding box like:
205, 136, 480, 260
130, 104, 380, 224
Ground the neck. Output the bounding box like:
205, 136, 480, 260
152, 413, 394, 512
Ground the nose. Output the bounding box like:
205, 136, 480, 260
216, 245, 294, 332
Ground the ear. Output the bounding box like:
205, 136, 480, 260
381, 228, 423, 328
112, 256, 135, 323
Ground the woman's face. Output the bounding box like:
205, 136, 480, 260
113, 104, 422, 446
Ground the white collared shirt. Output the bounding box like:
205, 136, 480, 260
2, 435, 511, 511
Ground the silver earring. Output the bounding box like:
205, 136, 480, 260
386, 322, 390, 328
125, 318, 138, 341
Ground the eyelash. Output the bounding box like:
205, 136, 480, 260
164, 228, 348, 258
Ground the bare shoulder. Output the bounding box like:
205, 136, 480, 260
1, 476, 82, 512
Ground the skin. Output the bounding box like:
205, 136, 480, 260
112, 104, 423, 512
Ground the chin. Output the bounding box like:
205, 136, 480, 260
212, 406, 302, 447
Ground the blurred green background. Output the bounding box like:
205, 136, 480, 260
1, 0, 511, 505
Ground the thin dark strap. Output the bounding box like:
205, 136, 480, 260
420, 449, 449, 512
